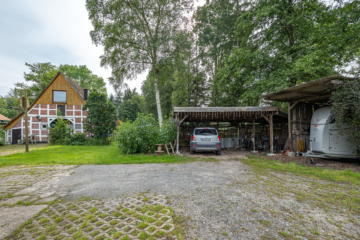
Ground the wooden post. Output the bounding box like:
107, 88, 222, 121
24, 90, 29, 152
241, 122, 244, 149
252, 119, 256, 151
270, 112, 273, 153
288, 102, 293, 152
176, 113, 180, 154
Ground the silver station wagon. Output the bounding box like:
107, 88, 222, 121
189, 127, 221, 155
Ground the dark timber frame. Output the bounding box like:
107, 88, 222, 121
262, 75, 359, 152
173, 107, 285, 154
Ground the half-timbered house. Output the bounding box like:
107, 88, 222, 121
3, 72, 89, 144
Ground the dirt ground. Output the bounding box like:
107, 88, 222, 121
180, 147, 360, 172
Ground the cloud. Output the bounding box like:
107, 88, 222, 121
0, 0, 206, 97
0, 0, 146, 96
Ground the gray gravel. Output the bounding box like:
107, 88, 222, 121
55, 161, 360, 239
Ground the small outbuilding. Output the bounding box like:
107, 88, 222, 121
0, 114, 10, 127
262, 75, 358, 156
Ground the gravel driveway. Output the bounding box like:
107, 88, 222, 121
53, 160, 360, 239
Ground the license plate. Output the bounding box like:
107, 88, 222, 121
202, 138, 211, 141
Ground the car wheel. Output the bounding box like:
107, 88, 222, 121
216, 150, 221, 155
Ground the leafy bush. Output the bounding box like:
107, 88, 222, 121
115, 114, 176, 154
70, 133, 87, 145
48, 118, 73, 144
0, 130, 5, 146
331, 79, 360, 156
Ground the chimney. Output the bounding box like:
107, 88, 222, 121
84, 89, 89, 100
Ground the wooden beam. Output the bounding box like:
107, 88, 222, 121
291, 94, 331, 103
269, 112, 273, 153
252, 119, 256, 151
176, 113, 180, 154
290, 101, 299, 110
179, 114, 189, 124
288, 102, 293, 152
261, 114, 270, 123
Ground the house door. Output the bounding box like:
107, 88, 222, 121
12, 129, 21, 144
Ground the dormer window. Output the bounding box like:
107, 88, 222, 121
53, 91, 66, 103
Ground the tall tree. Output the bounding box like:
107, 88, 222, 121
82, 91, 117, 144
86, 0, 193, 126
193, 0, 240, 106
213, 0, 358, 106
20, 62, 58, 97
59, 65, 107, 93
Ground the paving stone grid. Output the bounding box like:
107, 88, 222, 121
13, 195, 176, 240
0, 166, 75, 204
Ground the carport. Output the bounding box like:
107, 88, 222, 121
173, 107, 287, 154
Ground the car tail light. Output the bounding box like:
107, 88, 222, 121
314, 125, 318, 127
217, 135, 220, 141
217, 144, 219, 147
191, 135, 196, 141
193, 144, 196, 147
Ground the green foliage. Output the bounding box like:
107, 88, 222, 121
21, 62, 59, 98
115, 114, 176, 154
59, 64, 106, 93
0, 131, 5, 146
193, 0, 360, 106
117, 93, 144, 122
330, 79, 360, 154
70, 133, 87, 146
48, 118, 73, 145
82, 91, 117, 144
141, 65, 175, 118
158, 117, 177, 145
86, 0, 193, 125
0, 89, 23, 119
115, 114, 159, 154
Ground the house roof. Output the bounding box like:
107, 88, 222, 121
0, 114, 10, 121
2, 72, 85, 130
262, 75, 358, 103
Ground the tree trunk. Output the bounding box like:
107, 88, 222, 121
154, 68, 163, 127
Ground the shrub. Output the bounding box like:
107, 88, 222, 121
115, 114, 176, 154
70, 133, 87, 145
0, 130, 5, 146
48, 118, 73, 144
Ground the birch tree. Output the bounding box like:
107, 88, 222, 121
86, 0, 192, 126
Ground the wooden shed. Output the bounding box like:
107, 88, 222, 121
262, 75, 358, 153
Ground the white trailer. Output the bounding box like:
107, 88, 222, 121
303, 106, 358, 159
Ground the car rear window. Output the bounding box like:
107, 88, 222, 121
195, 129, 217, 135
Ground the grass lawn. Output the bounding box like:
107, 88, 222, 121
243, 155, 360, 185
0, 143, 49, 157
0, 144, 215, 166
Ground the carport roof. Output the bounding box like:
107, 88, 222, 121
173, 106, 286, 123
262, 75, 358, 103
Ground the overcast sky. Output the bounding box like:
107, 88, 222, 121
0, 0, 205, 97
